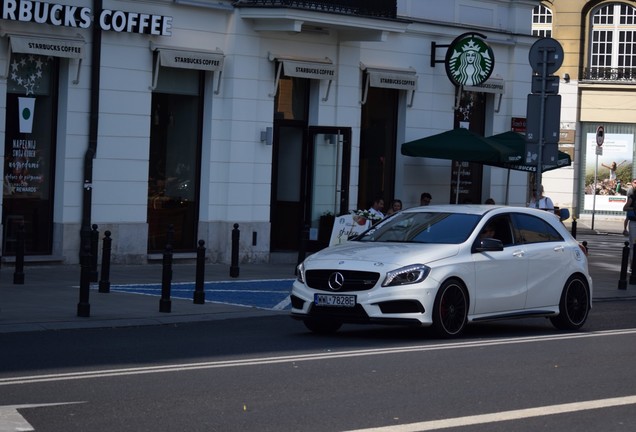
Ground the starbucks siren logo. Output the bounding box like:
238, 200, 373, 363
445, 35, 494, 87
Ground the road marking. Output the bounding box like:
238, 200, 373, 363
1, 328, 635, 387
0, 403, 83, 432
341, 395, 636, 431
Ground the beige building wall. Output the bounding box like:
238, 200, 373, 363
539, 1, 636, 218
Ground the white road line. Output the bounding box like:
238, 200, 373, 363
0, 403, 84, 432
341, 395, 636, 432
273, 296, 291, 310
1, 329, 635, 386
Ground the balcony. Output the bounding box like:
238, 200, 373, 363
234, 0, 406, 41
581, 67, 636, 83
234, 0, 397, 19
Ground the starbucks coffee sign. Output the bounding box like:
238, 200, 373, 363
1, 0, 173, 35
445, 34, 494, 87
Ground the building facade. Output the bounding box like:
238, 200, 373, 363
534, 0, 636, 218
0, 0, 541, 265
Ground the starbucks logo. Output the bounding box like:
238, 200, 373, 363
445, 35, 494, 87
22, 107, 31, 121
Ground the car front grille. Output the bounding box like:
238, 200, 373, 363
305, 270, 381, 292
309, 304, 370, 322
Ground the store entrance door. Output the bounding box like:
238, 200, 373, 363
270, 127, 350, 251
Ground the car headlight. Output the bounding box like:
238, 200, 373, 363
296, 262, 305, 284
382, 264, 431, 287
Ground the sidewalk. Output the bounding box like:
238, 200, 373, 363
0, 262, 297, 333
1, 216, 635, 334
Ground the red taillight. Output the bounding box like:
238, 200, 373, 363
578, 241, 588, 256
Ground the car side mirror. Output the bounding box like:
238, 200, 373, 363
473, 238, 504, 253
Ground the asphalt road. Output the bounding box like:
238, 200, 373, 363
2, 298, 636, 432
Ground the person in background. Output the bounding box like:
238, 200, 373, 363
624, 182, 634, 236
386, 199, 403, 216
420, 192, 432, 206
368, 197, 385, 219
528, 185, 554, 211
623, 179, 636, 268
485, 198, 495, 204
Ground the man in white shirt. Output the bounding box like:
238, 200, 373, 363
368, 197, 385, 219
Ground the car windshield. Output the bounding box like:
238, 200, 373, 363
356, 212, 481, 244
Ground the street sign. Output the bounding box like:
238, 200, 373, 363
596, 125, 605, 146
532, 75, 559, 94
528, 38, 564, 75
525, 94, 561, 143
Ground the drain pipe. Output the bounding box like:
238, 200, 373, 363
78, 0, 102, 317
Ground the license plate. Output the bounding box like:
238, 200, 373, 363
314, 294, 356, 308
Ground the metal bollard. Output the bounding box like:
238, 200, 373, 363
159, 224, 174, 313
571, 218, 577, 239
90, 224, 99, 282
618, 241, 629, 290
13, 223, 25, 285
98, 230, 112, 293
230, 223, 240, 278
193, 240, 206, 304
77, 239, 91, 317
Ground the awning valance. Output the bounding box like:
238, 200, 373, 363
3, 33, 85, 83
464, 76, 505, 94
360, 63, 417, 106
10, 34, 85, 59
269, 53, 336, 101
150, 43, 225, 93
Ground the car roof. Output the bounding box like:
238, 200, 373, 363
402, 204, 560, 220
403, 204, 506, 216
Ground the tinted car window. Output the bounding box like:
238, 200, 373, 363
358, 212, 480, 244
481, 215, 515, 246
511, 213, 563, 244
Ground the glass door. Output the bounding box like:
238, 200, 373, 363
308, 127, 350, 245
147, 68, 203, 252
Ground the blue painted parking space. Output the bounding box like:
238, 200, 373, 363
108, 279, 295, 310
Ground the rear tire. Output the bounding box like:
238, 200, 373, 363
550, 275, 590, 330
303, 318, 342, 334
432, 279, 468, 338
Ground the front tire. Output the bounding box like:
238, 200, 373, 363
550, 275, 590, 330
303, 318, 342, 334
432, 279, 468, 338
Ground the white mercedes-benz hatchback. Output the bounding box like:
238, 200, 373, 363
291, 205, 592, 337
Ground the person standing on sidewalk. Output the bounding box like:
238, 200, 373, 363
622, 179, 636, 269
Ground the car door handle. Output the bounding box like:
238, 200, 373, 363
553, 245, 565, 252
512, 250, 525, 257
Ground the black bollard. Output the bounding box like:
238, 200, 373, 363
90, 224, 99, 282
571, 218, 577, 239
13, 223, 25, 285
619, 241, 629, 290
98, 231, 112, 293
77, 240, 91, 317
230, 223, 240, 278
159, 224, 174, 312
193, 240, 206, 304
296, 224, 309, 270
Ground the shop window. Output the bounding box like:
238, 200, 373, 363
148, 67, 202, 252
3, 53, 58, 255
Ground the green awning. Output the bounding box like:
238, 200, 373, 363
401, 128, 514, 163
487, 131, 572, 173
